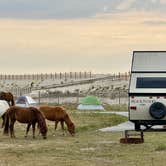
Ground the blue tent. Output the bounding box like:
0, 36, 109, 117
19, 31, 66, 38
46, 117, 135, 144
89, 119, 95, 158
16, 96, 37, 107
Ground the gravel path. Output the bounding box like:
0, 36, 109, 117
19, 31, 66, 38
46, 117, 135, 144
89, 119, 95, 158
99, 121, 134, 132
99, 112, 164, 132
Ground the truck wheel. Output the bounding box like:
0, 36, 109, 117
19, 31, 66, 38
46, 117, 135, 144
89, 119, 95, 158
135, 123, 140, 131
149, 102, 166, 119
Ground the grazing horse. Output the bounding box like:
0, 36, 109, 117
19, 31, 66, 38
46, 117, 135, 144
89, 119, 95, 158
3, 106, 47, 139
39, 106, 75, 136
0, 91, 15, 128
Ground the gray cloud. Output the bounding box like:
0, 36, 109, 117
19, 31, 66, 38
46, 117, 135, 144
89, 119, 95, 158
0, 0, 166, 19
143, 20, 166, 26
0, 0, 119, 19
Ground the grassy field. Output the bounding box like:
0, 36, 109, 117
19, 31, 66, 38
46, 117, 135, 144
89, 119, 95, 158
1, 105, 166, 166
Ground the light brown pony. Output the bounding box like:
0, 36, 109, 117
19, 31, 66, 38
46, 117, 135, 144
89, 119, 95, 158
0, 91, 15, 128
39, 106, 75, 136
3, 106, 47, 139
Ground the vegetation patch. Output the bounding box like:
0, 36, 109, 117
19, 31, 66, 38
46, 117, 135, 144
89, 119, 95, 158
104, 103, 128, 112
155, 143, 166, 151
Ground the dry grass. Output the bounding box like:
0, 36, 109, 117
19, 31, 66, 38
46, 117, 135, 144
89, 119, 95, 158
103, 103, 128, 112
0, 106, 166, 166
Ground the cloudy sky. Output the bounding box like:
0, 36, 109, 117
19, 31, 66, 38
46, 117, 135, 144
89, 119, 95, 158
1, 0, 166, 74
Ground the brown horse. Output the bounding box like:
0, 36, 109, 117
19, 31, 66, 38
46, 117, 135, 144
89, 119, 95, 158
0, 91, 15, 128
0, 91, 15, 106
3, 106, 47, 139
39, 106, 75, 136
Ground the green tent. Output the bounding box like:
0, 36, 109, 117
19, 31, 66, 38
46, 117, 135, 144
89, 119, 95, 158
77, 95, 104, 110
80, 95, 102, 105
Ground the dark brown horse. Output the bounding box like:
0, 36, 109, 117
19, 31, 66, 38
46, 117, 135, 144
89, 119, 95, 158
3, 106, 47, 139
0, 91, 15, 106
39, 106, 75, 136
0, 91, 15, 128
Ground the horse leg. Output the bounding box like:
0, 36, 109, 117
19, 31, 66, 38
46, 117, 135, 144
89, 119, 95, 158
55, 121, 58, 130
37, 123, 41, 136
9, 120, 16, 138
32, 123, 36, 139
1, 113, 5, 128
60, 121, 66, 136
25, 124, 31, 138
52, 121, 59, 136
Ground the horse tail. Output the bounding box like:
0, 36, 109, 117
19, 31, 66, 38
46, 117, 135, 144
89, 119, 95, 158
3, 110, 9, 135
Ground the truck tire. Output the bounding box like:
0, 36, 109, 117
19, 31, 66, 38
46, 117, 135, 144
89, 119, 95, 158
149, 102, 166, 119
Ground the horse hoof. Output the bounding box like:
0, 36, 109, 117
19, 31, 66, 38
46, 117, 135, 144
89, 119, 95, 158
11, 136, 16, 139
71, 134, 75, 137
61, 133, 65, 136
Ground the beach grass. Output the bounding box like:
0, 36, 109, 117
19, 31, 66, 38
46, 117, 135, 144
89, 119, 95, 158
0, 105, 166, 166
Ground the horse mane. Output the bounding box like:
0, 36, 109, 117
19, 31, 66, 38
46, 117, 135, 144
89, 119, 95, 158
64, 113, 73, 125
30, 107, 47, 134
64, 113, 75, 133
8, 92, 15, 106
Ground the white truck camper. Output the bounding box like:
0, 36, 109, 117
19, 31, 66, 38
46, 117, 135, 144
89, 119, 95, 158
129, 51, 166, 130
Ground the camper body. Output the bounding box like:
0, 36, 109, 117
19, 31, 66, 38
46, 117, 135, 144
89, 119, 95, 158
129, 51, 166, 130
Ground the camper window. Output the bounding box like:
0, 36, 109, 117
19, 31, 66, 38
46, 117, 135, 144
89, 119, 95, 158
136, 77, 166, 88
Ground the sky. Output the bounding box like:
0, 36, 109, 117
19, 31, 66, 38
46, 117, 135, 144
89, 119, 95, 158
1, 0, 166, 74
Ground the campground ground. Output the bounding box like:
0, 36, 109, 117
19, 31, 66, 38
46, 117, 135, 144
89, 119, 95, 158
0, 104, 166, 166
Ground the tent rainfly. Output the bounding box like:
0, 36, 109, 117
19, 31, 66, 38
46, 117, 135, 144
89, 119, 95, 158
77, 95, 104, 110
16, 95, 37, 107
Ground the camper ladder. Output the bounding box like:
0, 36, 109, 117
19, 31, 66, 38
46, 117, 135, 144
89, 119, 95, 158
120, 130, 144, 144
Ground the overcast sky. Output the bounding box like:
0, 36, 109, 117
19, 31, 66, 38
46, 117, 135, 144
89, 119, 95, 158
1, 0, 166, 74
0, 0, 166, 19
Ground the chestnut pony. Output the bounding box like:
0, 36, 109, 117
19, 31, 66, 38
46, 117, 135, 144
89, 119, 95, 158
3, 106, 47, 139
39, 106, 75, 136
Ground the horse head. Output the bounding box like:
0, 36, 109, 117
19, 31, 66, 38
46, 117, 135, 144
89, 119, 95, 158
0, 91, 15, 106
40, 124, 48, 139
68, 122, 75, 136
36, 110, 48, 139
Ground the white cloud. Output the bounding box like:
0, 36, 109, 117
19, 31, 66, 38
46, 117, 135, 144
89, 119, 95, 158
151, 0, 157, 3
160, 0, 166, 4
103, 6, 108, 13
